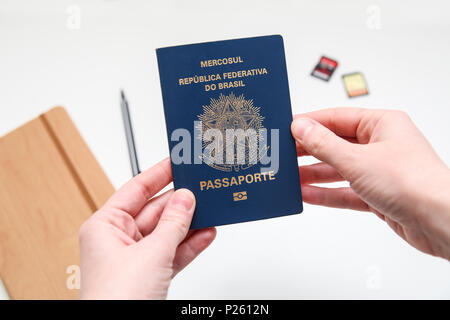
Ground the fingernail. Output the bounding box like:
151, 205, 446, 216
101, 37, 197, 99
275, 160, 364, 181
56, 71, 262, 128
172, 189, 195, 211
292, 118, 315, 141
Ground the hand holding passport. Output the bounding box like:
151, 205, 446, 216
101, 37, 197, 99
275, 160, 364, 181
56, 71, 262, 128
78, 35, 450, 299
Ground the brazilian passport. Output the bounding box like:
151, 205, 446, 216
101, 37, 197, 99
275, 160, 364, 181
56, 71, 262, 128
156, 35, 302, 229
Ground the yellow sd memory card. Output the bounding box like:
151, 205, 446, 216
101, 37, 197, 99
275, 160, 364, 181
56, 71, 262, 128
342, 72, 369, 98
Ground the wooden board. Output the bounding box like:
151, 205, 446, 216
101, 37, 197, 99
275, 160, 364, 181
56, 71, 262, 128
0, 107, 115, 299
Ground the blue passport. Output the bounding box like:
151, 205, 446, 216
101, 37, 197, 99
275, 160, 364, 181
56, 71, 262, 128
156, 35, 302, 229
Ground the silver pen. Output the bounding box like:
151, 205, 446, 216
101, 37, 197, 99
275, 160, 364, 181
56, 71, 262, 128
120, 89, 140, 177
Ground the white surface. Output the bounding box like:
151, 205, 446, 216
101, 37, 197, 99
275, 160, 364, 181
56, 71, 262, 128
1, 0, 450, 299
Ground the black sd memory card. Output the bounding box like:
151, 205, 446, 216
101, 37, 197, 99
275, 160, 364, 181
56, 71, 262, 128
311, 56, 338, 81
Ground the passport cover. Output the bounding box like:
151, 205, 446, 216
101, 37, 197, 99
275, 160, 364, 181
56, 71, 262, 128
156, 35, 302, 229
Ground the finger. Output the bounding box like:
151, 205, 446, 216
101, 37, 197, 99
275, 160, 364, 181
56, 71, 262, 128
172, 228, 217, 277
134, 189, 174, 236
299, 162, 344, 184
291, 118, 359, 174
294, 108, 366, 138
294, 108, 387, 144
301, 184, 370, 211
103, 158, 172, 217
142, 189, 196, 251
296, 136, 359, 157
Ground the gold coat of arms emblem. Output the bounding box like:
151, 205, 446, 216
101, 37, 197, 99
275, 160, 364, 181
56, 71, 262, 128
197, 93, 269, 172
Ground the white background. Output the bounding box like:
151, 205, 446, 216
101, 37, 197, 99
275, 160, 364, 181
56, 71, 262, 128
1, 0, 450, 299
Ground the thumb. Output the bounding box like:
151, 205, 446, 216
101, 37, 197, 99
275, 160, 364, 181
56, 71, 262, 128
291, 117, 357, 173
142, 188, 196, 251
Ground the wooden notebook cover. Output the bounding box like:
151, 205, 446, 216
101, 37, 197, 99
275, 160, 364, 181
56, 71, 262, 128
0, 107, 115, 299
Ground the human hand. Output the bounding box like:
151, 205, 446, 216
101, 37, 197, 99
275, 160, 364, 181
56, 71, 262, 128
79, 158, 216, 299
291, 108, 450, 260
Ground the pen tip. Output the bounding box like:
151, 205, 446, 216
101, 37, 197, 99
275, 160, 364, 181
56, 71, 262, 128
120, 89, 125, 100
